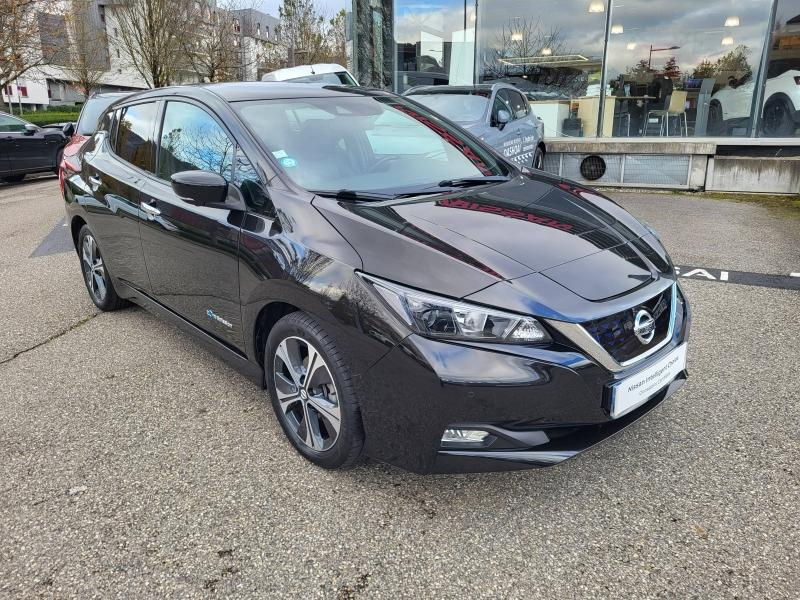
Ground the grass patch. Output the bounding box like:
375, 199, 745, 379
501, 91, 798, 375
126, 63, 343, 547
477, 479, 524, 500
681, 190, 800, 216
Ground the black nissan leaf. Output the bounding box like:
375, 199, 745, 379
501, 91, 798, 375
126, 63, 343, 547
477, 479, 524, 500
63, 83, 690, 473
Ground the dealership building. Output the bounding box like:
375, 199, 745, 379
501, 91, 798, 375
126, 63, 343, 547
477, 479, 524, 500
349, 0, 800, 193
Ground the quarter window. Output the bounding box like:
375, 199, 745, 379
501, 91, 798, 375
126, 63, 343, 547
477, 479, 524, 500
157, 101, 234, 181
115, 102, 158, 172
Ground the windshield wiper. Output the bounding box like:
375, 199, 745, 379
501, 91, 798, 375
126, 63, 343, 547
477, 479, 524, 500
310, 189, 397, 202
437, 175, 511, 188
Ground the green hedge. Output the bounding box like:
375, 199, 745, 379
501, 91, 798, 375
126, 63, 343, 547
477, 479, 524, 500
20, 110, 81, 126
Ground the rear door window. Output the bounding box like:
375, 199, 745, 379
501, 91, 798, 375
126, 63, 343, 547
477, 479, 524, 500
0, 113, 27, 133
115, 102, 158, 172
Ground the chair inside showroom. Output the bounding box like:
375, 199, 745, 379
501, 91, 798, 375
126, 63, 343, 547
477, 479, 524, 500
613, 95, 631, 137
645, 90, 688, 136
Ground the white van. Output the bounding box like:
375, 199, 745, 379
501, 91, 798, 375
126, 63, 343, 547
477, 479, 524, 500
261, 64, 358, 86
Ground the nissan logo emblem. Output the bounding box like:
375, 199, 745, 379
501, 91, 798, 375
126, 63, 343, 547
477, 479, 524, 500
633, 309, 656, 344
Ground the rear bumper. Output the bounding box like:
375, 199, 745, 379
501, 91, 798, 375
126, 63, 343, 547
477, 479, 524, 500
359, 289, 691, 474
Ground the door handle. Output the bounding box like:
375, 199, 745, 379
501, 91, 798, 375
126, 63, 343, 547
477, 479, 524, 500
140, 201, 161, 217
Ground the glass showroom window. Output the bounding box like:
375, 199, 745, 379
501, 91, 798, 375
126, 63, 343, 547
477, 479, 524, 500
476, 0, 609, 137
394, 0, 473, 93
603, 0, 772, 137
758, 0, 800, 136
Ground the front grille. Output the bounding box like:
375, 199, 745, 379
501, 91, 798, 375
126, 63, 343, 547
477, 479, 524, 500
583, 286, 674, 364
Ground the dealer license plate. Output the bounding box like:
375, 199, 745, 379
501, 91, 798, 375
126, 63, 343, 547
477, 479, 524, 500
611, 343, 688, 419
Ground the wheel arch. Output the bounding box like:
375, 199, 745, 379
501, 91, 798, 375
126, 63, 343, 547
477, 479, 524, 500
70, 215, 87, 251
253, 301, 302, 370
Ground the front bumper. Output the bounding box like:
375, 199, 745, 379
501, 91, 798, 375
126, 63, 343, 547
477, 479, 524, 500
359, 286, 691, 474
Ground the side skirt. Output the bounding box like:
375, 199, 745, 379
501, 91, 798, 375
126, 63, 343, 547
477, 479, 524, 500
117, 280, 265, 388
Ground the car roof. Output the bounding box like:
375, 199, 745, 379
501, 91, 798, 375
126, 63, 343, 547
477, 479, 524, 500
118, 82, 387, 104
405, 83, 511, 95
403, 81, 520, 95
88, 91, 132, 100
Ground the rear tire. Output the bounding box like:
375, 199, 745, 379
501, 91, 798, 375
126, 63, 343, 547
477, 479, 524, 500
265, 311, 364, 469
762, 98, 796, 137
708, 101, 725, 135
77, 225, 128, 311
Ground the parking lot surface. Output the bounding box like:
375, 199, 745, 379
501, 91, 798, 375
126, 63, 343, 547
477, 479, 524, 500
1, 177, 798, 598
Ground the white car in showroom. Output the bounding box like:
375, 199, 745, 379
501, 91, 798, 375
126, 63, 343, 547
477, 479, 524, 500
261, 63, 358, 86
710, 69, 800, 136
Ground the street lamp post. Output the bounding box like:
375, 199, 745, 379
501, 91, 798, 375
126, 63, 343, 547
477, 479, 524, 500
648, 45, 680, 69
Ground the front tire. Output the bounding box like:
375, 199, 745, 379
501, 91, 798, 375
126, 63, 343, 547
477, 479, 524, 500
265, 312, 364, 469
77, 225, 128, 311
532, 146, 545, 171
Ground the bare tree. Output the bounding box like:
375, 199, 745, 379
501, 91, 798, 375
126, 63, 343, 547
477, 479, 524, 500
325, 8, 347, 67
0, 0, 54, 112
60, 0, 109, 96
111, 0, 194, 88
183, 0, 244, 83
279, 0, 329, 67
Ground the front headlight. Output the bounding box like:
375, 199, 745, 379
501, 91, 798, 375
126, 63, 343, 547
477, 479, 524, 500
359, 274, 551, 344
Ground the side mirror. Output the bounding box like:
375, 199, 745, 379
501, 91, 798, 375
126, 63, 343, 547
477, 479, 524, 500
170, 170, 228, 207
62, 122, 76, 137
24, 123, 38, 135
495, 109, 511, 129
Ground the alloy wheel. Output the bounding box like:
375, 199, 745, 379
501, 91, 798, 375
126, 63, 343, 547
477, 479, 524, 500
273, 336, 341, 452
81, 234, 107, 303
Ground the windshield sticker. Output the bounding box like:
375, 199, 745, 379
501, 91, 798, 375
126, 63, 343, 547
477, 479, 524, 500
279, 156, 298, 168
272, 149, 288, 159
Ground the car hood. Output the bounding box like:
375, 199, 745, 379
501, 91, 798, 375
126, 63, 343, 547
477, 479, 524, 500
313, 175, 673, 303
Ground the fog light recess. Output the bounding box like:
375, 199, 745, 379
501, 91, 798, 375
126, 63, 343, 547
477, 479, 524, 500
441, 428, 490, 444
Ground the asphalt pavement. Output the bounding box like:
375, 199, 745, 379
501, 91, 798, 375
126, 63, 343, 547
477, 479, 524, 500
1, 177, 798, 599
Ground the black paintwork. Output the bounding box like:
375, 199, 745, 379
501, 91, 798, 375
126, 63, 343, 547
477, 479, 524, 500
63, 83, 691, 473
0, 112, 67, 178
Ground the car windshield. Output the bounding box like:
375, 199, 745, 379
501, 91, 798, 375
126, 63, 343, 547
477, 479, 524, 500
77, 96, 123, 135
406, 92, 490, 122
235, 94, 508, 196
286, 72, 358, 86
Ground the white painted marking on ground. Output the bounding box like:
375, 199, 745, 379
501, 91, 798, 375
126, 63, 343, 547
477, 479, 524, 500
791, 272, 800, 278
720, 271, 729, 281
682, 268, 716, 280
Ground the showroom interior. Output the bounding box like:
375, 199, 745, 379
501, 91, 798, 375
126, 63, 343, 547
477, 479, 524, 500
350, 0, 800, 192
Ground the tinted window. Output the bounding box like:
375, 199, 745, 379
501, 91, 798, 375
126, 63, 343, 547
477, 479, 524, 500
0, 113, 27, 133
115, 103, 157, 171
407, 91, 490, 122
508, 90, 530, 119
236, 96, 508, 195
492, 92, 514, 122
158, 101, 234, 180
78, 96, 124, 135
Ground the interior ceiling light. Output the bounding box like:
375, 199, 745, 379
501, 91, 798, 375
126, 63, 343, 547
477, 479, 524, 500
611, 24, 624, 34
541, 47, 552, 55
589, 1, 605, 12
470, 12, 476, 21
626, 42, 637, 50
721, 36, 734, 46
724, 16, 740, 27
511, 32, 523, 41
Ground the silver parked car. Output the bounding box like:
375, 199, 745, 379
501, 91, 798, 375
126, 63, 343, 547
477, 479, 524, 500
404, 83, 546, 170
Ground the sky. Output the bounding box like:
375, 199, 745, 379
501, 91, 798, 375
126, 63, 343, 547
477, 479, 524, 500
256, 0, 347, 19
